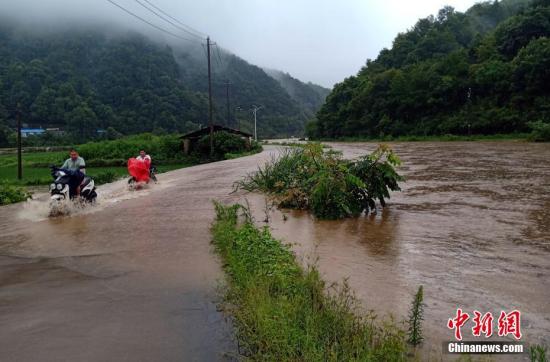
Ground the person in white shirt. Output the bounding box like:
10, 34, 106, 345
136, 150, 151, 162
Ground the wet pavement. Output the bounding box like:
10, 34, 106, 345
0, 151, 277, 362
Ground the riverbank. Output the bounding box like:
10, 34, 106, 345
316, 133, 531, 142
252, 141, 550, 358
211, 202, 407, 360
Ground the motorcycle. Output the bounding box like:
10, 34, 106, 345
49, 166, 97, 212
127, 158, 157, 189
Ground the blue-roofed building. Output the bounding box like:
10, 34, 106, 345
21, 128, 46, 137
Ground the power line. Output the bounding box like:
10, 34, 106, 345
141, 0, 207, 38
212, 44, 222, 70
215, 44, 224, 70
105, 0, 198, 43
133, 0, 205, 40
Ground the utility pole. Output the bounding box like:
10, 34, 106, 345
225, 80, 231, 128
251, 105, 263, 141
207, 37, 214, 156
16, 104, 22, 180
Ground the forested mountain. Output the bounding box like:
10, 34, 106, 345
310, 0, 550, 138
0, 20, 327, 146
264, 69, 330, 115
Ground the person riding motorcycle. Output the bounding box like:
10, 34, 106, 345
136, 150, 151, 163
137, 150, 156, 181
60, 149, 86, 197
127, 150, 156, 184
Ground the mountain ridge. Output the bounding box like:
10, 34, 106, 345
310, 0, 550, 138
0, 19, 327, 145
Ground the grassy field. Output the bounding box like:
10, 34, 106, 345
0, 132, 261, 205
0, 152, 187, 186
211, 202, 407, 360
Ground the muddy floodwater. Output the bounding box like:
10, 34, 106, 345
0, 142, 548, 360
250, 141, 550, 358
0, 155, 283, 361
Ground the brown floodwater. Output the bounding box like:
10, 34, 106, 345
0, 151, 277, 362
1, 143, 548, 361
246, 141, 550, 359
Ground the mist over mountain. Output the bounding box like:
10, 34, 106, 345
264, 69, 330, 115
0, 17, 329, 145
309, 0, 550, 139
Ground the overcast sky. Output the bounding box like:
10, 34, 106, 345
0, 0, 481, 87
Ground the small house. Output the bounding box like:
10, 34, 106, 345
180, 125, 253, 155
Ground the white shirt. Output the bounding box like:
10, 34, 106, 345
136, 155, 151, 162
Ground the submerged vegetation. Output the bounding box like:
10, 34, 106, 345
212, 202, 407, 360
236, 143, 403, 219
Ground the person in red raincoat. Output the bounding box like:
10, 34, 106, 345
128, 150, 152, 183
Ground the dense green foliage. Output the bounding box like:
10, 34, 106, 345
528, 120, 550, 141
236, 144, 403, 219
195, 131, 262, 161
212, 202, 406, 360
310, 0, 550, 139
0, 20, 329, 146
0, 132, 261, 194
77, 133, 185, 165
185, 53, 329, 138
0, 183, 31, 205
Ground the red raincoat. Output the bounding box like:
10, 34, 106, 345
128, 158, 151, 183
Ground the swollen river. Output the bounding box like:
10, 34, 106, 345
0, 142, 548, 360
249, 141, 550, 359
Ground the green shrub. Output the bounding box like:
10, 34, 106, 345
90, 171, 119, 185
196, 131, 249, 160
86, 159, 127, 167
528, 121, 550, 142
77, 133, 184, 163
530, 344, 548, 362
212, 202, 407, 360
236, 143, 404, 219
408, 286, 424, 346
0, 184, 31, 205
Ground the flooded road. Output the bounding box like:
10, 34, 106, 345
1, 142, 548, 360
255, 141, 550, 358
0, 152, 275, 362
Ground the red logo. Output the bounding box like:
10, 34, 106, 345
448, 309, 470, 341
472, 311, 493, 337
448, 309, 521, 341
498, 310, 522, 340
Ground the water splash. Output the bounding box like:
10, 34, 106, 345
17, 177, 170, 222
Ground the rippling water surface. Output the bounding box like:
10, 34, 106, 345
256, 142, 550, 358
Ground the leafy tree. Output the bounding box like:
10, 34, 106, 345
0, 20, 328, 145
310, 0, 549, 139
